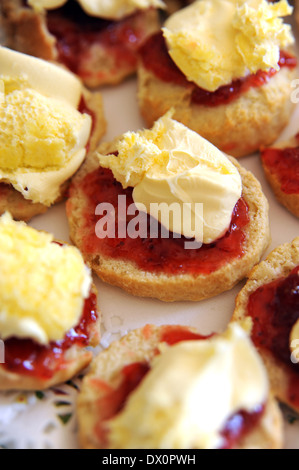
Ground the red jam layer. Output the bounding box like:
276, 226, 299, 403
248, 265, 299, 406
46, 2, 146, 79
95, 325, 264, 449
261, 144, 299, 195
139, 32, 297, 107
2, 291, 98, 380
73, 167, 249, 275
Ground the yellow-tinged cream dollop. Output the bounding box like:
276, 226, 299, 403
0, 213, 92, 345
162, 0, 294, 92
28, 0, 165, 20
98, 113, 242, 244
0, 46, 92, 206
290, 314, 299, 362
108, 323, 269, 449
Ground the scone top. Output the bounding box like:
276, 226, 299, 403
0, 213, 92, 345
162, 0, 294, 91
0, 46, 92, 206
28, 0, 166, 20
97, 112, 242, 244
106, 323, 269, 449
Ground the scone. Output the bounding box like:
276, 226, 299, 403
0, 213, 101, 391
0, 45, 106, 222
137, 0, 297, 158
66, 113, 270, 302
163, 0, 194, 15
233, 238, 299, 413
77, 323, 283, 449
295, 0, 299, 28
260, 134, 299, 217
1, 0, 164, 87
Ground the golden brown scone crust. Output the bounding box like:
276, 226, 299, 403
261, 136, 299, 218
66, 145, 270, 302
1, 0, 56, 56
1, 0, 161, 87
0, 88, 106, 222
77, 324, 283, 450
295, 0, 299, 29
137, 62, 297, 158
233, 238, 299, 413
0, 284, 101, 391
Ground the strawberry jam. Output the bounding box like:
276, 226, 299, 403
2, 291, 98, 380
94, 325, 264, 449
46, 2, 148, 80
139, 32, 297, 107
72, 167, 249, 275
247, 266, 299, 406
219, 405, 265, 449
261, 144, 299, 194
0, 95, 94, 201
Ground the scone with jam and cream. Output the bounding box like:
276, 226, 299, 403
260, 133, 299, 217
0, 46, 106, 221
77, 323, 283, 449
137, 0, 297, 158
233, 238, 299, 413
0, 212, 101, 391
1, 0, 165, 87
66, 113, 270, 302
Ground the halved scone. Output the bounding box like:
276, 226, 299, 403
1, 0, 164, 87
66, 115, 270, 302
0, 46, 106, 222
77, 323, 283, 449
233, 238, 299, 413
261, 134, 299, 217
0, 213, 101, 391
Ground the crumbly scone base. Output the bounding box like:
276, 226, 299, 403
233, 238, 299, 413
137, 63, 297, 158
67, 146, 270, 302
261, 136, 299, 218
0, 284, 101, 391
77, 324, 283, 449
1, 0, 57, 58
0, 88, 106, 222
1, 0, 161, 87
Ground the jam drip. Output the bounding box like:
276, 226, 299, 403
220, 405, 265, 449
261, 145, 299, 194
139, 32, 297, 107
75, 167, 249, 275
2, 292, 98, 380
248, 266, 299, 406
46, 2, 145, 78
95, 326, 264, 449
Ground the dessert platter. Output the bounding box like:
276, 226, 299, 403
0, 0, 299, 449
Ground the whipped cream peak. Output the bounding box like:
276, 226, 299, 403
28, 0, 165, 20
163, 0, 294, 91
107, 323, 269, 449
98, 113, 242, 244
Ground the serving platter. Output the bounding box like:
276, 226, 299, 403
0, 17, 299, 450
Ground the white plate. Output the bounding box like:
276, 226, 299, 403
1, 43, 299, 451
